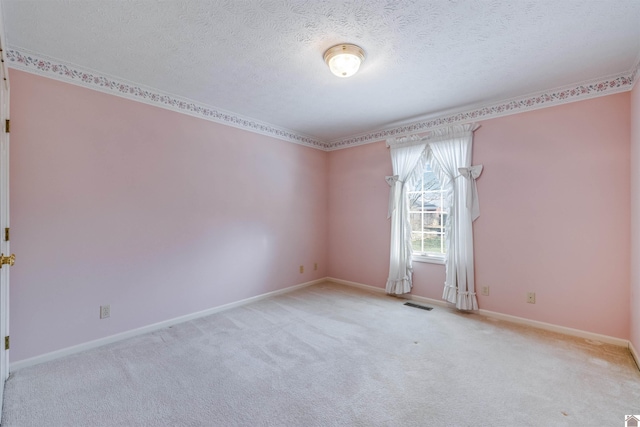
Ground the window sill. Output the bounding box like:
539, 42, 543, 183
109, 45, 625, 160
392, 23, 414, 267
412, 254, 445, 265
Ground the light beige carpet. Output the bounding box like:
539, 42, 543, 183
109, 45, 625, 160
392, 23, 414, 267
2, 282, 639, 426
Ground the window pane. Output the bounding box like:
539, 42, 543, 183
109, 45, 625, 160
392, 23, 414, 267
407, 192, 422, 211
423, 213, 444, 231
423, 191, 444, 211
423, 171, 440, 191
411, 232, 423, 252
411, 163, 447, 257
424, 234, 444, 254
410, 213, 422, 231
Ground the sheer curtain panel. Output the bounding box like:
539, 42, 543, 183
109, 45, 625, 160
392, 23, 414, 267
385, 138, 427, 294
428, 123, 481, 310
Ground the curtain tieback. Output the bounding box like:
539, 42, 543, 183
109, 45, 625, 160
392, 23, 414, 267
385, 175, 402, 219
385, 175, 399, 186
457, 165, 483, 221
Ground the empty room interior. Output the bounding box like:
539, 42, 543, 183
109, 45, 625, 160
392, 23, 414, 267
0, 1, 640, 425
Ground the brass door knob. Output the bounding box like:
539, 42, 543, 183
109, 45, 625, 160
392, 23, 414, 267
0, 253, 15, 268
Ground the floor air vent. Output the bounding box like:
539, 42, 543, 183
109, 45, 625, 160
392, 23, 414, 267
404, 302, 433, 311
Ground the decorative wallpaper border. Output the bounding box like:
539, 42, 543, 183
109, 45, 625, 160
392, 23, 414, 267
6, 48, 329, 150
6, 48, 639, 152
326, 65, 639, 150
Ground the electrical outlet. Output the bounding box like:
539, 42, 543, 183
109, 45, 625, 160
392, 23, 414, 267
526, 292, 536, 304
299, 265, 304, 274
481, 286, 490, 296
314, 263, 318, 271
100, 305, 110, 319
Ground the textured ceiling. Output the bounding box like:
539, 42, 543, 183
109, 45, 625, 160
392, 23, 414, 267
2, 0, 640, 145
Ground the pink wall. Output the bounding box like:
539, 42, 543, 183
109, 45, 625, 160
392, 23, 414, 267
329, 93, 631, 339
631, 81, 640, 352
327, 141, 391, 288
10, 70, 328, 362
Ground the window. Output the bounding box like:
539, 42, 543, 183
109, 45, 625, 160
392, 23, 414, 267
407, 164, 447, 263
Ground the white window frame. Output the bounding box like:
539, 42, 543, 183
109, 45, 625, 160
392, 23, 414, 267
408, 165, 446, 265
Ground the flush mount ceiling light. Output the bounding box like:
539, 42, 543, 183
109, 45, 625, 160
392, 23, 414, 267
323, 44, 365, 78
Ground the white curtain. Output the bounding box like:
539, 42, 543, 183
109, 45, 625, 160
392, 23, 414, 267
385, 137, 427, 294
428, 123, 481, 310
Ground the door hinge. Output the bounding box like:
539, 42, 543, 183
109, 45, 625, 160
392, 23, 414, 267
4, 227, 8, 242
4, 336, 9, 350
4, 119, 8, 133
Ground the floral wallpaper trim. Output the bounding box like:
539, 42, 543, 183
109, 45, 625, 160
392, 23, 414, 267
6, 48, 637, 152
6, 48, 329, 150
326, 67, 638, 150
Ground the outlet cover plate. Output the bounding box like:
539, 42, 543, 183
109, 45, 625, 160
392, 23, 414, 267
100, 305, 110, 319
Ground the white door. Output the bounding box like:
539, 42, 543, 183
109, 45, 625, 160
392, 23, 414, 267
0, 29, 11, 409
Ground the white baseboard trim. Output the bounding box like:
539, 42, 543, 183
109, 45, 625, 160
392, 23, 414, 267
477, 309, 629, 347
10, 278, 325, 372
630, 341, 640, 371
326, 277, 630, 348
325, 277, 385, 294
326, 277, 452, 308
